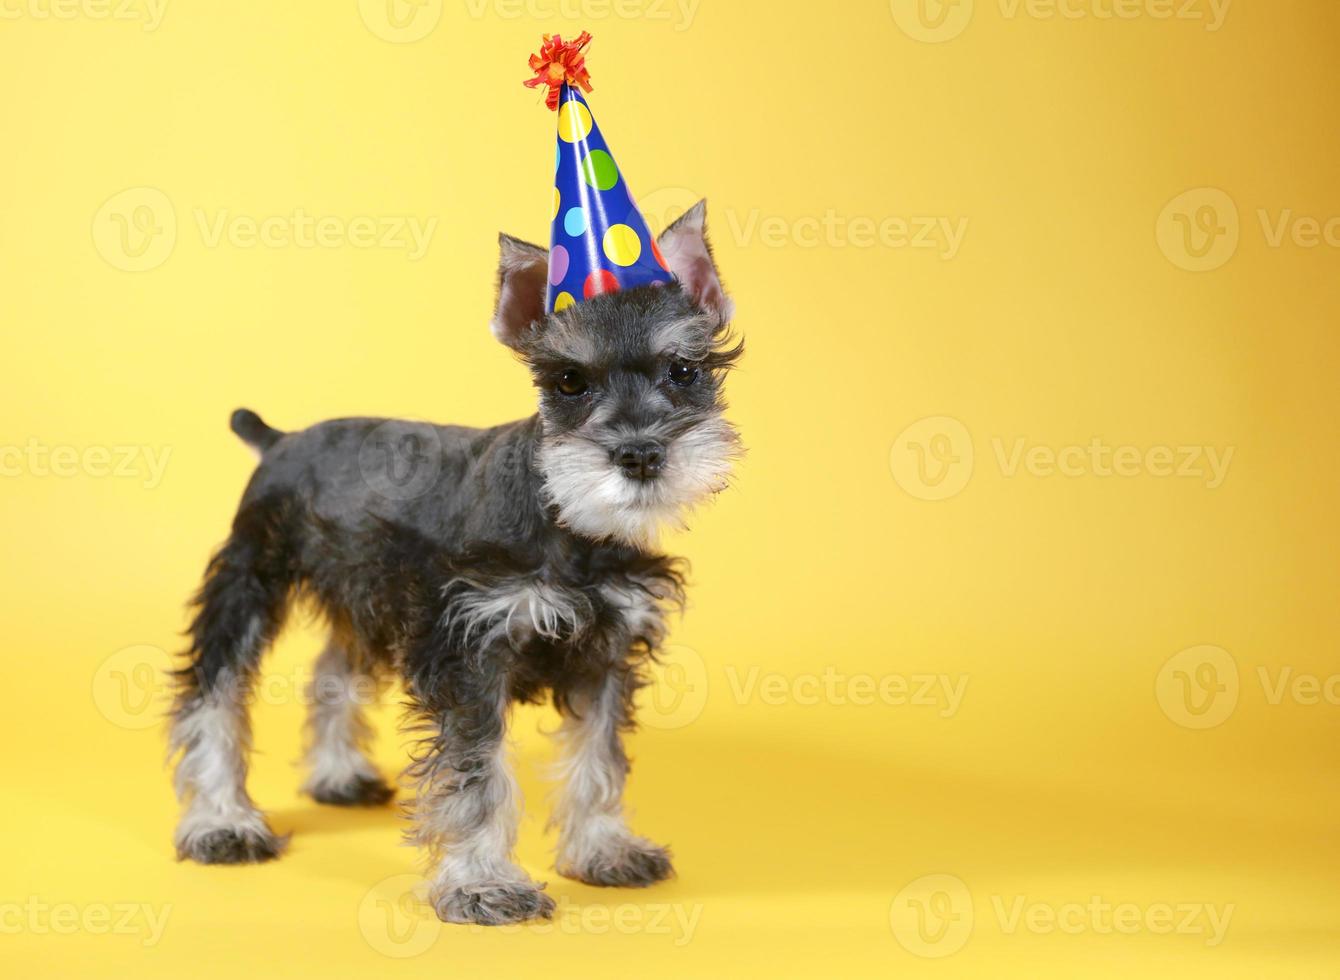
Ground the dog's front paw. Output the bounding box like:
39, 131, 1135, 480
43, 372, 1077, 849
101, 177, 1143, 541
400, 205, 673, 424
560, 835, 674, 888
176, 825, 288, 865
433, 880, 556, 926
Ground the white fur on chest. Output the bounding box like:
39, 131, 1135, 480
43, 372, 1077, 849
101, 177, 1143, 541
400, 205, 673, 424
443, 573, 668, 651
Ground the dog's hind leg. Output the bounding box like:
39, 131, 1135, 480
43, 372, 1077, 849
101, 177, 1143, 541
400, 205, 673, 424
302, 636, 394, 806
169, 502, 292, 864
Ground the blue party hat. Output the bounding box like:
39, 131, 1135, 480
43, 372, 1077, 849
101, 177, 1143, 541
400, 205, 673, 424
525, 34, 674, 313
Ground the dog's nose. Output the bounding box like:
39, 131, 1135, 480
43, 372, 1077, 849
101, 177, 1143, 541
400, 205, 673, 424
615, 441, 665, 480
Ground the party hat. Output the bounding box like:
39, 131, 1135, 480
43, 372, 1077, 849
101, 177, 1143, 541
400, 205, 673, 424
524, 33, 675, 313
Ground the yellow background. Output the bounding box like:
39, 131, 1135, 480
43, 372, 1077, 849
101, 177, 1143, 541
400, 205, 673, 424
3, 1, 1338, 976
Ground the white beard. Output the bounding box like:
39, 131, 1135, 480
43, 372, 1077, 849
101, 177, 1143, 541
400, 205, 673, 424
538, 415, 740, 548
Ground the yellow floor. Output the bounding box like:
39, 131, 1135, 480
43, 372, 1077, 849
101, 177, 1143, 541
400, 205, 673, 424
5, 622, 1339, 977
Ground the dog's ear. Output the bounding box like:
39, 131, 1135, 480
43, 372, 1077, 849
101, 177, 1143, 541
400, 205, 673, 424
491, 233, 549, 349
657, 200, 733, 323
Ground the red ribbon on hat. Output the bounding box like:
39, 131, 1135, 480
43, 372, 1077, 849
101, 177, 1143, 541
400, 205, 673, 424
523, 32, 594, 111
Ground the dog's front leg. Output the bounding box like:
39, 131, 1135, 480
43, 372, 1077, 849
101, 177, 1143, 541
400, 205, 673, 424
552, 669, 674, 887
411, 671, 554, 925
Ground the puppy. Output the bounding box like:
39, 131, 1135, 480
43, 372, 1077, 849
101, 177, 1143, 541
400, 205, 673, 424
168, 201, 741, 926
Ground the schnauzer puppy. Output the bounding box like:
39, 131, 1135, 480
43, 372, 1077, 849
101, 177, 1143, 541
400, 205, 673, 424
168, 201, 741, 925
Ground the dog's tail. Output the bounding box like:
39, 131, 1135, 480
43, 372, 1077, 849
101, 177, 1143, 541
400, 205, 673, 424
229, 408, 284, 453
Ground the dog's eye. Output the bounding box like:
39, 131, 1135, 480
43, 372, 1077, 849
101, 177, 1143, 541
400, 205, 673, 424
667, 361, 698, 387
557, 369, 589, 396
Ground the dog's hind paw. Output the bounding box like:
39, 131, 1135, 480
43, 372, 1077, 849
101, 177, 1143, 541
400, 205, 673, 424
559, 836, 674, 888
433, 880, 556, 926
308, 774, 396, 807
176, 826, 288, 865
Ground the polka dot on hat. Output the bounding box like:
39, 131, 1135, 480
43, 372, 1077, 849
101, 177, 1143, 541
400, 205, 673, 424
583, 269, 620, 299
650, 235, 669, 270
549, 245, 570, 285
580, 150, 619, 191
557, 100, 592, 143
563, 206, 587, 237
603, 224, 641, 266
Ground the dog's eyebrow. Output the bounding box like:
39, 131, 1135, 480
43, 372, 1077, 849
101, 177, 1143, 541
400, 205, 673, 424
650, 315, 714, 360
530, 316, 598, 365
